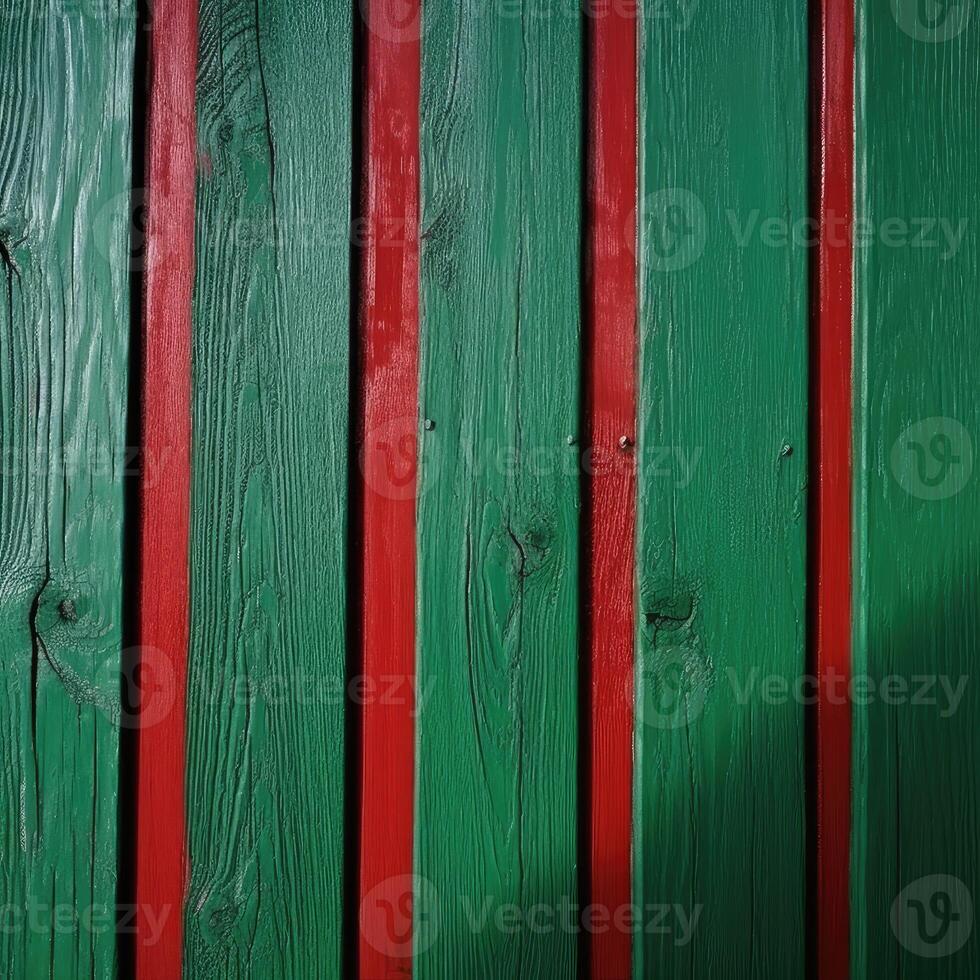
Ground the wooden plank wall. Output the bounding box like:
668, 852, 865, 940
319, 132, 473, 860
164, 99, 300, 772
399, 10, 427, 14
852, 2, 980, 976
183, 0, 352, 975
634, 1, 810, 976
2, 1, 980, 978
415, 4, 583, 976
0, 3, 134, 976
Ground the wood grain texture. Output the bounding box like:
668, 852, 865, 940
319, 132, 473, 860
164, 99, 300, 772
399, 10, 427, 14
0, 2, 133, 975
853, 3, 980, 976
813, 0, 853, 975
634, 1, 809, 975
587, 2, 637, 978
185, 0, 352, 975
357, 1, 420, 976
135, 0, 197, 972
415, 3, 583, 976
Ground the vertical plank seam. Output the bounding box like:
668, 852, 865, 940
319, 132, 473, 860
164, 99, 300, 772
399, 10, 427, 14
344, 2, 367, 976
117, 0, 150, 971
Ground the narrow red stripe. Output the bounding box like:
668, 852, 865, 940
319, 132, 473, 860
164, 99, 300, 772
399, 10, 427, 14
357, 1, 421, 976
135, 0, 198, 974
588, 2, 638, 977
815, 0, 853, 976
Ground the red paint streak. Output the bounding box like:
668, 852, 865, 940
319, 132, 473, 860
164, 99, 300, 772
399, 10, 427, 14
358, 1, 420, 976
815, 0, 853, 976
588, 2, 637, 978
135, 0, 198, 975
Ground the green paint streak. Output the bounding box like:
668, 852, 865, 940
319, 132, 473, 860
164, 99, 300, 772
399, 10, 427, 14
185, 1, 351, 975
0, 2, 134, 977
853, 3, 980, 976
635, 1, 809, 975
416, 5, 582, 977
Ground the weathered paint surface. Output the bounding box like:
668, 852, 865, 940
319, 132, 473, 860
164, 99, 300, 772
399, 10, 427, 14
852, 3, 980, 976
634, 1, 809, 976
185, 0, 352, 975
0, 3, 134, 976
415, 3, 583, 976
5, 4, 980, 976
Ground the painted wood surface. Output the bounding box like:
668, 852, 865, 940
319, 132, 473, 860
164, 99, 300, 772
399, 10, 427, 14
357, 1, 420, 976
135, 0, 198, 973
853, 3, 980, 976
184, 0, 352, 975
0, 3, 134, 976
587, 2, 637, 978
5, 5, 980, 976
634, 1, 809, 976
415, 3, 583, 976
813, 0, 853, 975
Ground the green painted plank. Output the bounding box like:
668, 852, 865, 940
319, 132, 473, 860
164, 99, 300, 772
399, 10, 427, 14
634, 1, 809, 975
853, 4, 980, 976
184, 1, 351, 974
415, 5, 582, 977
0, 3, 134, 976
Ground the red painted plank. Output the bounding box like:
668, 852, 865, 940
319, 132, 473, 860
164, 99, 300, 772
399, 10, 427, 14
135, 0, 198, 974
588, 2, 637, 977
814, 0, 853, 976
357, 1, 421, 975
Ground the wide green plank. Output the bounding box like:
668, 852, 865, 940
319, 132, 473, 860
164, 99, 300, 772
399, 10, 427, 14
415, 4, 582, 977
635, 1, 809, 975
0, 4, 133, 976
185, 1, 351, 974
853, 4, 979, 975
